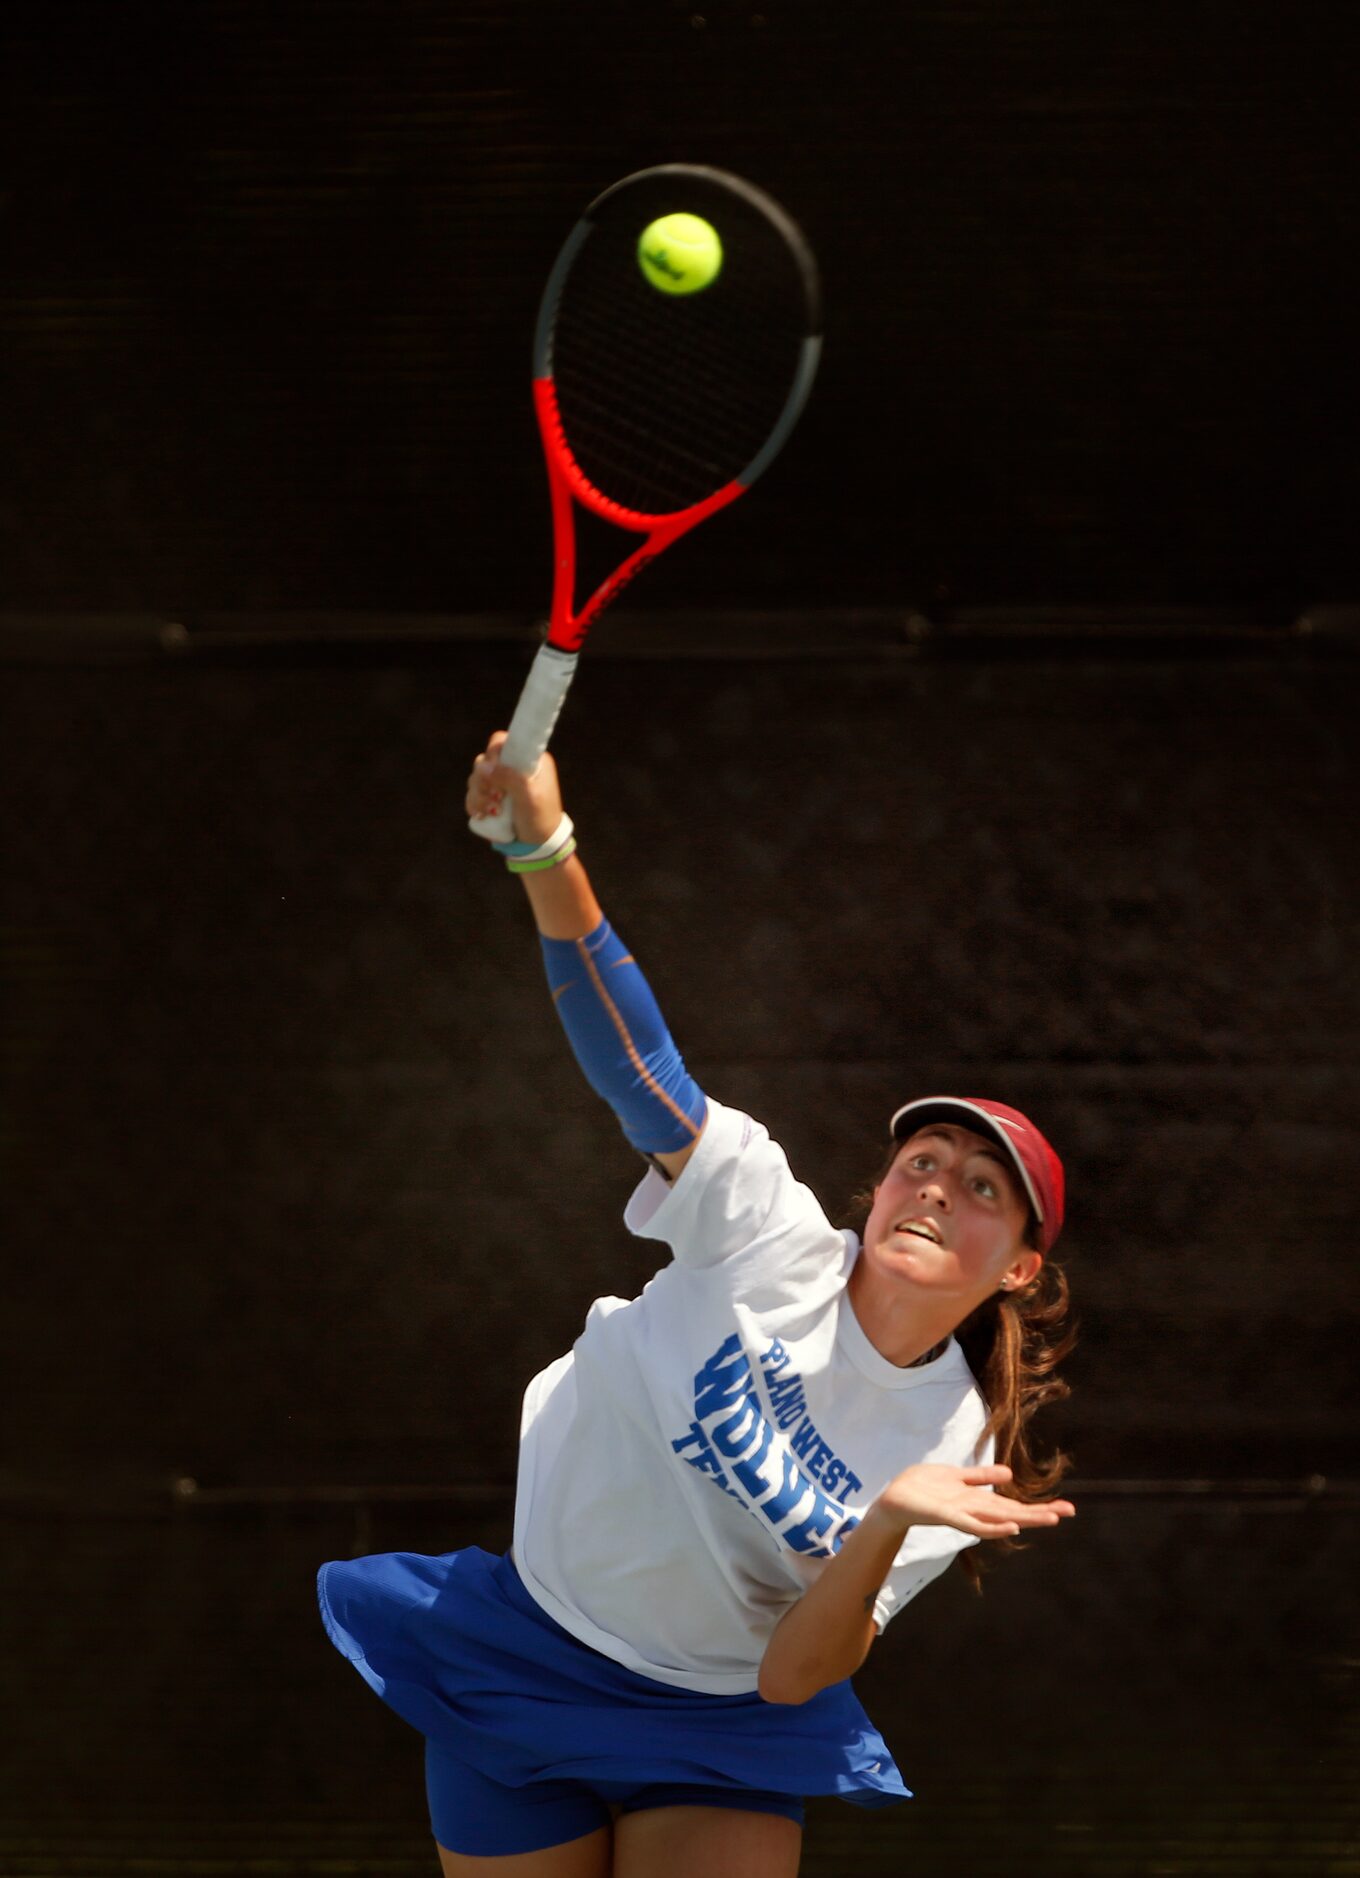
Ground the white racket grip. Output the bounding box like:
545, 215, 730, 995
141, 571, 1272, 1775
467, 644, 580, 843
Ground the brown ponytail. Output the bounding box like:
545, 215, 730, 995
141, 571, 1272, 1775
839, 1148, 1079, 1595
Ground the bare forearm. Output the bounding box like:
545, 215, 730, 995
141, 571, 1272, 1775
758, 1503, 908, 1705
518, 851, 603, 940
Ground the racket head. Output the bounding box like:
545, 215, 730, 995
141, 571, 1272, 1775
534, 165, 822, 533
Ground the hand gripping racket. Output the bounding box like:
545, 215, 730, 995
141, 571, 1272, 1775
468, 163, 822, 842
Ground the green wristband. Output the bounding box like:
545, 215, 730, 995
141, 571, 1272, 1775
506, 836, 578, 875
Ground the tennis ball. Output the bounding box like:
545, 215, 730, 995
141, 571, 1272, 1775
637, 213, 723, 295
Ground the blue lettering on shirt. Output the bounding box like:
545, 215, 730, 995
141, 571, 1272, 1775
729, 1412, 776, 1498
783, 1487, 841, 1552
805, 1437, 834, 1481
712, 1387, 762, 1459
762, 1338, 792, 1379
789, 1415, 819, 1461
761, 1343, 808, 1430
756, 1445, 812, 1526
670, 1420, 746, 1502
831, 1512, 862, 1551
672, 1331, 871, 1556
693, 1333, 751, 1419
766, 1374, 807, 1430
761, 1350, 862, 1502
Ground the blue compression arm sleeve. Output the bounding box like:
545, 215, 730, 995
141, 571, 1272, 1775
540, 917, 707, 1154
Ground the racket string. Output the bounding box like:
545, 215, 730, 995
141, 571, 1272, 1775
555, 395, 733, 510
558, 312, 791, 462
548, 180, 813, 515
561, 292, 791, 434
555, 337, 800, 510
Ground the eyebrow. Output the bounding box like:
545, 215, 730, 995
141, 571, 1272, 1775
909, 1128, 1022, 1192
912, 1119, 1006, 1164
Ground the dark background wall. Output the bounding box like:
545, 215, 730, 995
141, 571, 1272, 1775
6, 643, 1358, 1497
4, 640, 1358, 1872
1, 0, 1357, 615
2, 4, 1358, 1872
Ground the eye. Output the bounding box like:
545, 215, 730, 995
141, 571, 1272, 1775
971, 1174, 998, 1199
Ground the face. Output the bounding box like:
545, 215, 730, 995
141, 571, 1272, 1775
860, 1123, 1042, 1302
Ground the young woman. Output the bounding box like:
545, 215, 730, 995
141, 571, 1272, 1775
317, 734, 1078, 1878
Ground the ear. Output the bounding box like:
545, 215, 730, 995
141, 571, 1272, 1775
1005, 1251, 1044, 1291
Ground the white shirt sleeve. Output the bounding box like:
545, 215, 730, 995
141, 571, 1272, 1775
623, 1100, 845, 1298
871, 1424, 998, 1633
871, 1527, 980, 1633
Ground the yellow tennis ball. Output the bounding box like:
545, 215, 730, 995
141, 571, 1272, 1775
637, 213, 723, 295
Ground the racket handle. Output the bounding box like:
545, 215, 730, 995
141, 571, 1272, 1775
468, 643, 580, 843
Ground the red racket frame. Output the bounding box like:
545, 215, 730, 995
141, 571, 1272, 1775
533, 376, 745, 655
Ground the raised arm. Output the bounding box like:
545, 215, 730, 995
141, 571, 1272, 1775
466, 733, 706, 1183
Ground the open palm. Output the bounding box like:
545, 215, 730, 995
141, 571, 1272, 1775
877, 1463, 1076, 1539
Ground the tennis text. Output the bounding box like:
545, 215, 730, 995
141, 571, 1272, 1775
670, 1331, 864, 1557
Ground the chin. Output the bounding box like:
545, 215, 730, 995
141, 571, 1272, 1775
875, 1240, 963, 1288
875, 1239, 930, 1276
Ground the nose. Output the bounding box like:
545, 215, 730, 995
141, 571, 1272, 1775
917, 1177, 950, 1210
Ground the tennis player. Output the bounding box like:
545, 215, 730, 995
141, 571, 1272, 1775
317, 735, 1078, 1877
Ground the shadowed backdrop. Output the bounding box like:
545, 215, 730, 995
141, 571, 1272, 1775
2, 3, 1357, 1872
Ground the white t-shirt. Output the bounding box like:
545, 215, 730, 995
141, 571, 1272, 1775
512, 1100, 995, 1694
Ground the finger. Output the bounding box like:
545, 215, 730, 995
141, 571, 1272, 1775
975, 1500, 1068, 1529
972, 1505, 1029, 1529
468, 758, 505, 797
466, 766, 506, 814
472, 732, 511, 776
477, 751, 531, 789
963, 1516, 1022, 1539
963, 1465, 1013, 1485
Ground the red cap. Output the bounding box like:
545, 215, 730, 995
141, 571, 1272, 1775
888, 1096, 1065, 1253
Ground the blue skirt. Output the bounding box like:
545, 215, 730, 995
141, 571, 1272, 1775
317, 1545, 911, 1810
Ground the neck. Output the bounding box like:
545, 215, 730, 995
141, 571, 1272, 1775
846, 1250, 965, 1369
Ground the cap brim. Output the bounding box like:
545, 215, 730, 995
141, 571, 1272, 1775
889, 1097, 1045, 1234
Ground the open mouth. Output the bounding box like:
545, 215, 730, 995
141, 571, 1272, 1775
893, 1217, 943, 1246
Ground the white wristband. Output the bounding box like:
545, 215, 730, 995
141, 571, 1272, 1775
515, 814, 575, 866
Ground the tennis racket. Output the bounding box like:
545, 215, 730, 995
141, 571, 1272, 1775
468, 162, 822, 842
